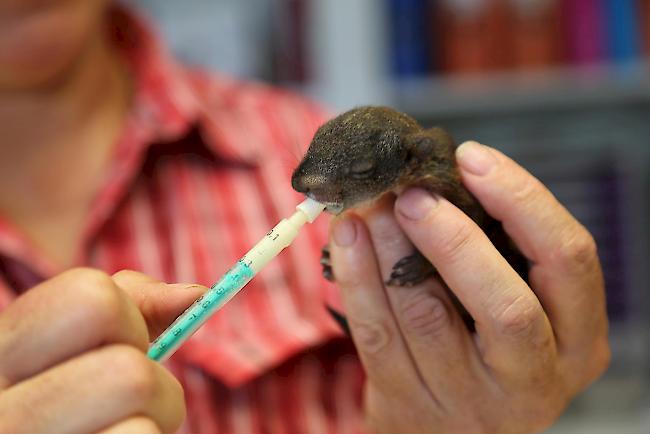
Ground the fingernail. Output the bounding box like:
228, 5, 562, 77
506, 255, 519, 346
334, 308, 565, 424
396, 188, 439, 221
332, 216, 357, 247
456, 141, 498, 176
167, 283, 206, 291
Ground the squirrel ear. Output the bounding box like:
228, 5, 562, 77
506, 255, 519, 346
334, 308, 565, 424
405, 132, 435, 161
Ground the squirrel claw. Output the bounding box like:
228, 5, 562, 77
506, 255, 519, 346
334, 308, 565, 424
322, 265, 335, 281
320, 244, 335, 281
387, 252, 436, 287
325, 304, 351, 337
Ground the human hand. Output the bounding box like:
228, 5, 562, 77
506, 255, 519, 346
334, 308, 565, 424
0, 268, 207, 434
328, 142, 609, 434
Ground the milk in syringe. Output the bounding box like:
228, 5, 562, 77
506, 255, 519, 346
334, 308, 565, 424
147, 197, 325, 362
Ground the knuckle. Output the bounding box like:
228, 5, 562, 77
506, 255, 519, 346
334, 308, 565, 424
68, 269, 124, 326
511, 176, 545, 211
493, 294, 542, 339
449, 417, 492, 434
111, 269, 138, 280
399, 292, 448, 338
350, 319, 393, 355
127, 417, 163, 434
552, 228, 598, 269
527, 411, 561, 434
589, 338, 611, 380
436, 221, 475, 264
85, 290, 123, 324
597, 341, 612, 372
500, 392, 567, 434
108, 345, 158, 403
63, 267, 114, 288
334, 268, 362, 288
0, 401, 35, 434
535, 396, 570, 433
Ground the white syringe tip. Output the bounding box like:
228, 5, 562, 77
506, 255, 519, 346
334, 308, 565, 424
296, 197, 326, 223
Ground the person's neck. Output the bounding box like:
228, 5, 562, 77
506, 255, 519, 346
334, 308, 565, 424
0, 28, 131, 269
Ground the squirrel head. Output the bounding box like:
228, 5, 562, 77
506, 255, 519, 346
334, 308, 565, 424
292, 106, 450, 213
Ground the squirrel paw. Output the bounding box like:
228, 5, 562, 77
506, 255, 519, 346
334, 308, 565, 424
325, 304, 351, 336
387, 252, 436, 287
320, 244, 334, 281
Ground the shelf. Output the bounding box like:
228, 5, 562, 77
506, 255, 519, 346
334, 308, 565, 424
390, 62, 650, 120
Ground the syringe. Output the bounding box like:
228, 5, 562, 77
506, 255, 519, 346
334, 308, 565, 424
147, 197, 326, 363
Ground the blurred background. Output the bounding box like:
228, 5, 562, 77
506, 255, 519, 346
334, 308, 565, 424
126, 0, 650, 432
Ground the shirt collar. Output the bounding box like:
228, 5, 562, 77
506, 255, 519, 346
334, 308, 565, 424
109, 4, 267, 166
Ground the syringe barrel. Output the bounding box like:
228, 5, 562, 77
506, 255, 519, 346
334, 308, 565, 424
147, 260, 255, 362
243, 215, 305, 273
147, 199, 325, 363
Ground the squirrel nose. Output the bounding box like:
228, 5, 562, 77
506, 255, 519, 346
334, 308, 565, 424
291, 174, 305, 193
291, 173, 327, 194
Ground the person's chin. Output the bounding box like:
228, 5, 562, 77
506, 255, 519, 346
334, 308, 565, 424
0, 1, 102, 91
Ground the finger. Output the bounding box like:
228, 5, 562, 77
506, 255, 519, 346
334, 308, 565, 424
365, 382, 437, 434
395, 189, 556, 379
0, 344, 185, 434
112, 270, 207, 338
0, 268, 148, 390
359, 198, 487, 405
455, 142, 607, 350
94, 417, 162, 434
328, 214, 433, 405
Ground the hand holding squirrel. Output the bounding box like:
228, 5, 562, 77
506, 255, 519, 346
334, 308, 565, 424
292, 107, 609, 433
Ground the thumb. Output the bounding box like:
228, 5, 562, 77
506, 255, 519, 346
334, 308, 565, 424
112, 270, 208, 339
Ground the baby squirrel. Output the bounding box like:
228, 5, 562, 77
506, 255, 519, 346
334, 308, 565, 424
291, 106, 528, 329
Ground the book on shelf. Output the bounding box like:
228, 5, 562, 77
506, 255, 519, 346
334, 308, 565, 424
603, 0, 641, 63
435, 0, 514, 74
562, 0, 607, 65
271, 0, 309, 83
435, 0, 490, 73
388, 0, 432, 77
509, 0, 563, 69
483, 0, 516, 70
640, 0, 650, 58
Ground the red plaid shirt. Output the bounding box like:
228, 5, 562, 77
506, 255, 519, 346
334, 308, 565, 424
0, 6, 367, 434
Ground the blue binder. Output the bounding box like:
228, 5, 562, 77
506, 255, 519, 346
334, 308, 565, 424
388, 0, 432, 77
604, 0, 641, 62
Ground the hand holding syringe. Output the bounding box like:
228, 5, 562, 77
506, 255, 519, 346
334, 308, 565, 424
147, 198, 325, 362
